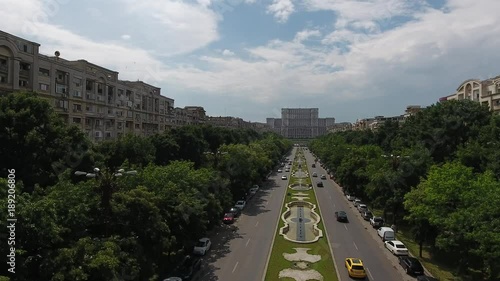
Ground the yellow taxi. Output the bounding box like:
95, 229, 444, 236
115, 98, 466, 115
345, 258, 367, 279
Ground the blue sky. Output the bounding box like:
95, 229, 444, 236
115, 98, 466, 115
1, 0, 500, 122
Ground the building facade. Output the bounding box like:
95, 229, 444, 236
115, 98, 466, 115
0, 30, 179, 141
267, 108, 335, 138
442, 76, 500, 113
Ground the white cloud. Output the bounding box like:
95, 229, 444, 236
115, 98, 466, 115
294, 29, 322, 43
267, 0, 295, 23
121, 34, 131, 40
222, 49, 235, 56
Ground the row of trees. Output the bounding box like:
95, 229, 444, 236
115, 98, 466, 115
0, 92, 292, 280
310, 100, 500, 280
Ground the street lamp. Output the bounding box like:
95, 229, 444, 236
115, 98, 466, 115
382, 154, 409, 171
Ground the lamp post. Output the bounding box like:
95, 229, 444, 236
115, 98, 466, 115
204, 150, 227, 168
74, 167, 137, 236
382, 154, 409, 171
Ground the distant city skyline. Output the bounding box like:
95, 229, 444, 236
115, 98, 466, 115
1, 0, 500, 123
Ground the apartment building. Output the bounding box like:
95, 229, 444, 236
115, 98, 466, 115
266, 108, 335, 138
442, 76, 500, 113
0, 30, 176, 141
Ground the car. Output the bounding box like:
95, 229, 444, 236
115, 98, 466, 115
320, 174, 326, 180
346, 194, 355, 201
353, 199, 362, 207
335, 211, 348, 222
345, 258, 367, 279
357, 204, 368, 213
223, 213, 235, 224
277, 169, 283, 173
249, 186, 259, 196
316, 181, 323, 187
285, 168, 290, 172
311, 163, 316, 168
399, 256, 424, 275
370, 216, 384, 228
228, 207, 241, 217
312, 172, 318, 177
377, 227, 395, 241
361, 211, 373, 221
416, 276, 439, 281
193, 238, 211, 256
235, 200, 246, 210
281, 175, 287, 180
165, 255, 201, 281
385, 240, 409, 255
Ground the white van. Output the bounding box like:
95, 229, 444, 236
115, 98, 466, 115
377, 227, 395, 242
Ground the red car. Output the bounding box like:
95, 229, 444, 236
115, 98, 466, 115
223, 213, 235, 224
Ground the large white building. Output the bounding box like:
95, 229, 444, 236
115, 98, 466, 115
267, 108, 335, 138
441, 76, 500, 113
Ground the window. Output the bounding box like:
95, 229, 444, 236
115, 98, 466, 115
73, 90, 82, 98
0, 75, 6, 83
86, 105, 94, 112
38, 68, 50, 76
19, 80, 28, 87
39, 83, 49, 91
73, 77, 82, 87
73, 104, 82, 112
56, 84, 67, 94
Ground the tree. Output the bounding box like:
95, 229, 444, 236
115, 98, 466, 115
0, 91, 91, 191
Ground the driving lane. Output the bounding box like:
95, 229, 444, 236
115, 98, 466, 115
303, 150, 415, 281
200, 148, 296, 281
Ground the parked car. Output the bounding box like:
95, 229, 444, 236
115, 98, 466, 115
320, 174, 326, 180
370, 216, 384, 228
346, 194, 355, 201
377, 227, 395, 241
385, 240, 408, 256
228, 207, 241, 217
285, 168, 290, 172
353, 199, 362, 207
345, 258, 367, 279
281, 175, 288, 180
357, 204, 368, 213
312, 172, 318, 177
335, 211, 348, 222
311, 163, 316, 168
399, 256, 424, 275
361, 211, 373, 221
223, 213, 235, 224
193, 238, 211, 256
316, 181, 323, 187
277, 169, 283, 173
164, 255, 201, 281
234, 200, 246, 210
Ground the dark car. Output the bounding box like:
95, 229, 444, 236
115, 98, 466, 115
228, 207, 241, 217
399, 256, 424, 275
167, 255, 201, 280
311, 163, 316, 168
316, 181, 324, 187
417, 276, 438, 281
223, 213, 235, 224
335, 211, 348, 222
362, 211, 373, 221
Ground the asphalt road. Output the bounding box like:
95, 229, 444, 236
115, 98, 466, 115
303, 150, 419, 281
197, 148, 297, 281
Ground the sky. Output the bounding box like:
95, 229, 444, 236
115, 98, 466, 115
1, 0, 500, 123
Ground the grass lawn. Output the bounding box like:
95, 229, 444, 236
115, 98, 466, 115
265, 152, 338, 281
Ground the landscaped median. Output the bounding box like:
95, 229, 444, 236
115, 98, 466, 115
263, 148, 338, 281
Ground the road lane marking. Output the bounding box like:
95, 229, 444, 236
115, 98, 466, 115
232, 261, 239, 273
255, 221, 259, 227
353, 241, 358, 250
246, 238, 251, 247
344, 224, 348, 230
366, 267, 374, 280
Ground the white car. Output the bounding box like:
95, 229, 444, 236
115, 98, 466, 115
346, 194, 355, 201
193, 238, 211, 255
235, 200, 246, 210
384, 240, 408, 256
281, 175, 287, 180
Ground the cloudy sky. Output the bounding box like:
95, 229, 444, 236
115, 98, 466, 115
1, 0, 500, 122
